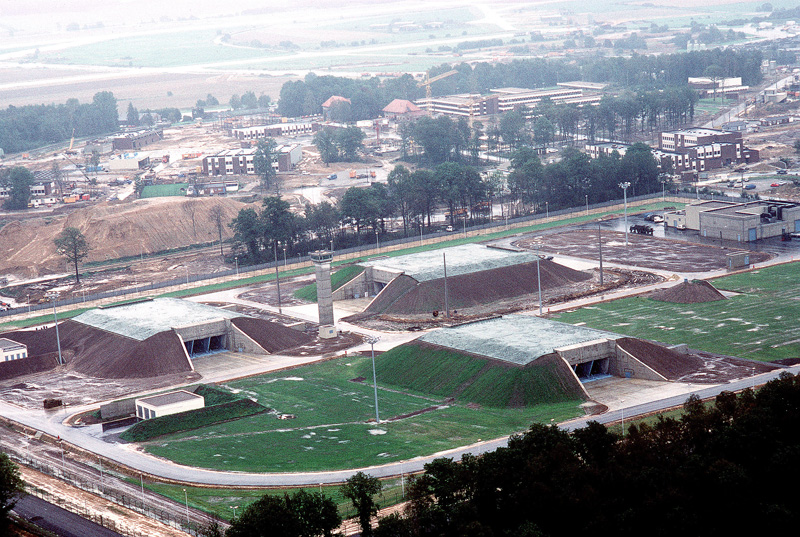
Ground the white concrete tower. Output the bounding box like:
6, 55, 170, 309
310, 250, 336, 332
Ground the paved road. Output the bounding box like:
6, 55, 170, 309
13, 495, 123, 537
2, 364, 797, 486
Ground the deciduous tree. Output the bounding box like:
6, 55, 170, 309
54, 227, 90, 284
0, 451, 24, 534
342, 472, 382, 537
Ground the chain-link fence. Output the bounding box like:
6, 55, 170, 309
1, 190, 700, 320
12, 453, 211, 536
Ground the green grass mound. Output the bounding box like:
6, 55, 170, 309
193, 384, 242, 406
121, 397, 269, 442
361, 341, 586, 408
294, 265, 365, 302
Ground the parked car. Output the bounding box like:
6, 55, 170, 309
327, 173, 337, 180
777, 169, 788, 175
744, 183, 756, 190
445, 225, 454, 232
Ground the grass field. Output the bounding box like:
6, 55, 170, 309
140, 183, 189, 198
139, 354, 583, 472
554, 262, 800, 362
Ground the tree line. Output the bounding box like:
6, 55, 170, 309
0, 91, 118, 154
277, 47, 764, 121
229, 144, 662, 264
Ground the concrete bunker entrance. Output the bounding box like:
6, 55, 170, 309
184, 334, 226, 357
573, 358, 610, 380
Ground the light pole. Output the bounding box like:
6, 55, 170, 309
274, 242, 282, 315
367, 335, 381, 424
375, 229, 379, 252
585, 194, 589, 216
283, 246, 287, 267
231, 505, 239, 520
235, 256, 239, 276
545, 201, 549, 220
533, 245, 543, 316
183, 488, 189, 525
619, 182, 630, 246
46, 292, 63, 365
330, 239, 334, 252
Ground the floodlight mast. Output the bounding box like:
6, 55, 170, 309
367, 335, 381, 424
619, 182, 631, 246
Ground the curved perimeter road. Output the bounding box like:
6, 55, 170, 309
1, 365, 797, 486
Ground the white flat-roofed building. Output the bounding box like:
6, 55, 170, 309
135, 390, 204, 420
0, 338, 27, 362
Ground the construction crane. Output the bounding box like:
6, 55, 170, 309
65, 128, 77, 155
417, 69, 458, 99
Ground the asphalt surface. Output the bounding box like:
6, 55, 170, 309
13, 495, 123, 537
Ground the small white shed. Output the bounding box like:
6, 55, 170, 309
135, 390, 204, 420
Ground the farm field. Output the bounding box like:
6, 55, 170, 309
139, 354, 583, 472
554, 262, 800, 362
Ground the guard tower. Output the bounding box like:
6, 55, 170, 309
310, 250, 336, 337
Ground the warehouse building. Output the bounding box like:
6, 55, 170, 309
664, 200, 800, 241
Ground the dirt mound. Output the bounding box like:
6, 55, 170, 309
369, 260, 591, 315
0, 197, 250, 277
616, 337, 706, 381
230, 317, 313, 353
0, 351, 64, 381
651, 280, 726, 304
1, 321, 192, 379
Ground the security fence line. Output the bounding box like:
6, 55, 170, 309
2, 191, 705, 322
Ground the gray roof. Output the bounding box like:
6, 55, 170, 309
73, 298, 242, 341
137, 389, 203, 407
418, 314, 620, 366
0, 337, 25, 351
360, 244, 537, 282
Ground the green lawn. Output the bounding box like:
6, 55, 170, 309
140, 354, 583, 472
144, 477, 408, 522
554, 262, 800, 362
140, 183, 189, 198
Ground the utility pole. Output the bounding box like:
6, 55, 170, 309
443, 253, 449, 318
619, 182, 630, 246
598, 223, 604, 286
274, 242, 282, 314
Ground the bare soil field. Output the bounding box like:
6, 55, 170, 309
516, 230, 772, 272
0, 196, 249, 278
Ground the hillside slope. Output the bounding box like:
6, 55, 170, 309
0, 197, 250, 277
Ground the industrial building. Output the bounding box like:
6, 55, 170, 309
585, 128, 759, 180
201, 144, 303, 176
415, 86, 601, 119
664, 200, 800, 241
231, 122, 318, 139
135, 390, 205, 420
0, 338, 27, 362
112, 129, 164, 151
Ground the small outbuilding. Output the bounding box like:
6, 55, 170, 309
0, 338, 27, 362
135, 390, 204, 420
